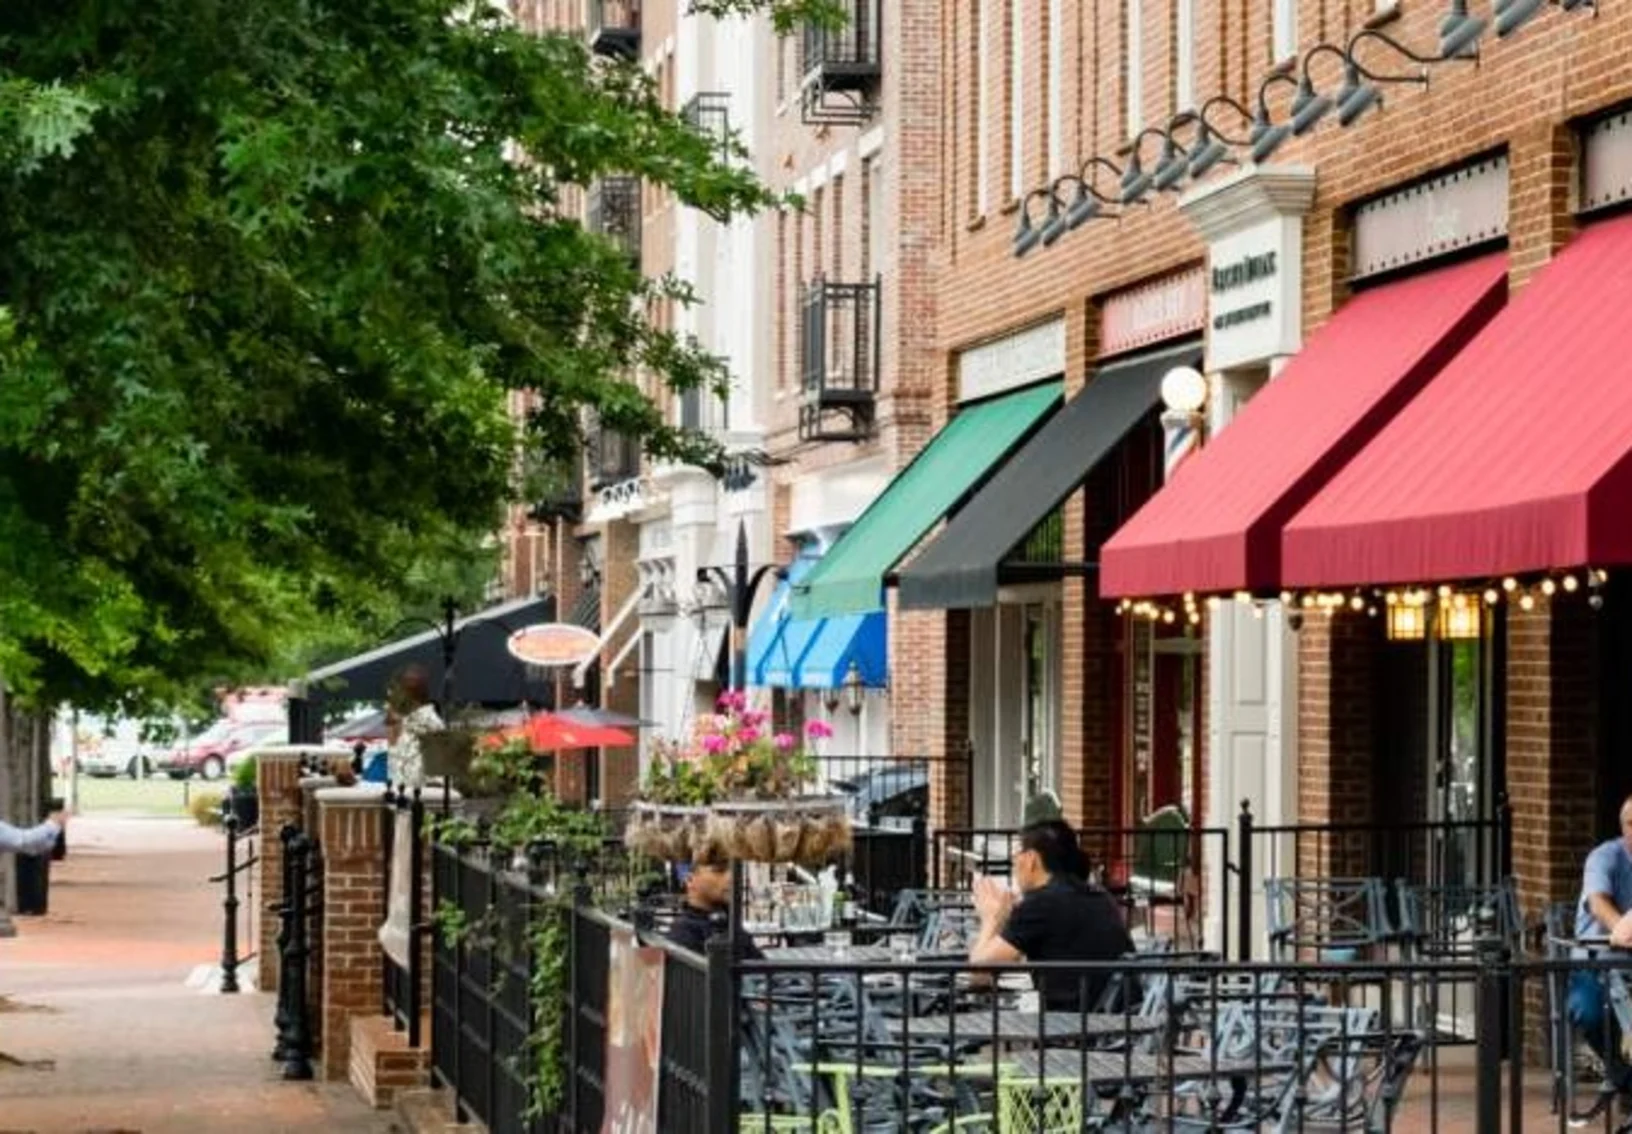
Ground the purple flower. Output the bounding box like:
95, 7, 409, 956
805, 719, 834, 740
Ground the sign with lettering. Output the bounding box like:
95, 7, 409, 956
1351, 156, 1508, 281
957, 318, 1066, 403
1099, 268, 1207, 358
507, 623, 602, 668
601, 928, 666, 1134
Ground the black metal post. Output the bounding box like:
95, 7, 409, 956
281, 832, 315, 1081
704, 934, 738, 1134
700, 518, 780, 695
1474, 940, 1505, 1133
272, 824, 298, 1061
220, 814, 240, 994
1236, 800, 1254, 962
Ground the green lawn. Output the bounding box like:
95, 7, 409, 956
53, 774, 224, 818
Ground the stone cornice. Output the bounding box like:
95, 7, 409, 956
1179, 165, 1317, 241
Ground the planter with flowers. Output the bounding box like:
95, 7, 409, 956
625, 692, 849, 866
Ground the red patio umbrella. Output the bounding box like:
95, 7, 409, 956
485, 712, 636, 752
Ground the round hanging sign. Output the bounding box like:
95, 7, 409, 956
507, 623, 601, 668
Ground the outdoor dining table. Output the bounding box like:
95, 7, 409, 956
1005, 1047, 1296, 1126
900, 1009, 1163, 1047
762, 943, 895, 964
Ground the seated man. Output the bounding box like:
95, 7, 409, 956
665, 858, 763, 961
0, 809, 68, 857
970, 818, 1134, 1012
1571, 796, 1632, 1094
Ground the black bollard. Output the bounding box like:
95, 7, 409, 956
280, 832, 315, 1081
220, 814, 241, 994
271, 825, 298, 1062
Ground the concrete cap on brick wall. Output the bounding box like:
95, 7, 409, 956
315, 783, 389, 806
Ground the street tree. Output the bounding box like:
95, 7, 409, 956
0, 0, 830, 717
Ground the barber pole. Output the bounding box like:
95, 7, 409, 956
1161, 409, 1201, 479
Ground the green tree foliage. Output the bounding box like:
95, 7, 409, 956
0, 0, 830, 715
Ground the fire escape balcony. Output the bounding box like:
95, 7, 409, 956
589, 424, 642, 492
587, 176, 641, 269
799, 0, 882, 126
799, 275, 881, 444
587, 0, 640, 59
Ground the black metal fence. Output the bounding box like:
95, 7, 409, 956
211, 813, 258, 994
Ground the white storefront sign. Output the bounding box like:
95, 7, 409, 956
956, 318, 1066, 404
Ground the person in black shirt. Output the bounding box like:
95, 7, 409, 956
969, 818, 1134, 1011
665, 859, 764, 961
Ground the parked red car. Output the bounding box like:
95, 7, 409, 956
154, 721, 285, 780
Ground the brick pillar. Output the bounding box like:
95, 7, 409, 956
256, 751, 307, 992
600, 518, 641, 805
316, 784, 390, 1082
1508, 599, 1599, 919
1294, 611, 1377, 878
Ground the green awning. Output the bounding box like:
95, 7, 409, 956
791, 381, 1063, 619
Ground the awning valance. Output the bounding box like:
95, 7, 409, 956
1099, 253, 1508, 598
791, 381, 1063, 618
898, 342, 1196, 610
1283, 215, 1632, 586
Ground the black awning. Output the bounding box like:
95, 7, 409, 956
897, 341, 1200, 610
301, 592, 558, 707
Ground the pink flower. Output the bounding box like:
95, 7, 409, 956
805, 719, 834, 740
701, 734, 728, 754
774, 733, 795, 751
738, 727, 760, 745
740, 709, 768, 729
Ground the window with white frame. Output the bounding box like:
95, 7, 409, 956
1175, 0, 1196, 111
1273, 0, 1298, 62
1047, 0, 1063, 177
1009, 0, 1024, 199
1125, 0, 1143, 140
976, 0, 990, 214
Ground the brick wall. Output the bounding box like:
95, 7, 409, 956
600, 518, 642, 804
316, 787, 391, 1082
1293, 612, 1378, 877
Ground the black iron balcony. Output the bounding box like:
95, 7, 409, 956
525, 457, 584, 525
587, 0, 640, 59
799, 275, 880, 443
799, 0, 882, 126
589, 425, 641, 491
681, 92, 732, 161
586, 176, 641, 268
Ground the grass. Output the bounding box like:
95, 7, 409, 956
51, 774, 210, 818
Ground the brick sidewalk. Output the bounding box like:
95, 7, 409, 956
0, 815, 399, 1134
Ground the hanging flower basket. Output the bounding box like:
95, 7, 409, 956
704, 796, 852, 866
624, 801, 709, 862
627, 692, 851, 865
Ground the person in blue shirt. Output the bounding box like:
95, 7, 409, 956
0, 811, 67, 857
1571, 797, 1632, 1092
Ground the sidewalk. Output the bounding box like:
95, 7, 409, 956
0, 814, 399, 1133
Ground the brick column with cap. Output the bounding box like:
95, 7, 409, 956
255, 750, 309, 992
315, 783, 390, 1082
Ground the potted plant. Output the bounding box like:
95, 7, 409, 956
227, 755, 259, 829
625, 692, 849, 866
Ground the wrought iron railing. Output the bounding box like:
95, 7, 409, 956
586, 0, 639, 58
799, 275, 880, 442
586, 176, 641, 267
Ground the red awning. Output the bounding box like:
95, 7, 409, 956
1099, 253, 1507, 598
1283, 213, 1632, 587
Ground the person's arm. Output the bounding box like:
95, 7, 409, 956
0, 817, 61, 857
1584, 846, 1625, 936
968, 877, 1025, 979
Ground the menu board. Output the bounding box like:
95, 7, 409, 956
601, 928, 666, 1134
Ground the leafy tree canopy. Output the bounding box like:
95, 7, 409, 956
0, 0, 829, 716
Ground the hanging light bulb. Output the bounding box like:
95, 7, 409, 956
1280, 590, 1294, 605
1385, 591, 1400, 606
1437, 584, 1452, 599
1206, 595, 1222, 611
1502, 577, 1519, 593
1519, 593, 1537, 611
1484, 588, 1500, 606
1563, 575, 1580, 593
1366, 606, 1378, 618
1162, 609, 1177, 624
1541, 578, 1557, 596
1350, 595, 1366, 612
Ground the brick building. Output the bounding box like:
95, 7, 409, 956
774, 0, 1632, 955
